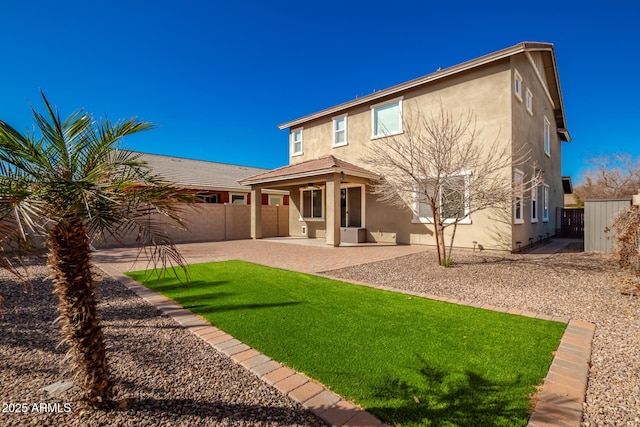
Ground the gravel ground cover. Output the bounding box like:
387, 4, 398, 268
0, 258, 324, 427
325, 244, 640, 426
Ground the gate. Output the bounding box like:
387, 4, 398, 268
561, 208, 584, 238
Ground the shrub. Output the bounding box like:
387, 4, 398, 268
607, 205, 640, 276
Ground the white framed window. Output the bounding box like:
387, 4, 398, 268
300, 188, 323, 220
230, 193, 247, 205
413, 173, 471, 224
544, 117, 550, 156
542, 184, 549, 222
332, 115, 348, 147
514, 69, 523, 102
514, 169, 524, 224
531, 184, 538, 223
291, 128, 303, 156
197, 193, 219, 203
526, 88, 533, 115
268, 195, 283, 206
371, 97, 403, 138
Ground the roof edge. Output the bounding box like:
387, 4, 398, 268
278, 42, 555, 130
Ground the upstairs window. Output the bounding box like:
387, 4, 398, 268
514, 69, 523, 102
544, 117, 550, 156
371, 98, 403, 138
526, 88, 533, 115
333, 115, 347, 147
292, 128, 303, 156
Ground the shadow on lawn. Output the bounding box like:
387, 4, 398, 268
185, 301, 303, 314
369, 357, 529, 427
136, 279, 230, 292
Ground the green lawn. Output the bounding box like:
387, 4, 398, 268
126, 260, 565, 426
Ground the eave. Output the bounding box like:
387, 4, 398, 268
278, 42, 570, 141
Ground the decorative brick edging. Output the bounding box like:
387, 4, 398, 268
99, 263, 594, 427
527, 319, 595, 427
98, 264, 388, 427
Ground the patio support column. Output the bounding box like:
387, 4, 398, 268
251, 187, 262, 239
325, 173, 341, 247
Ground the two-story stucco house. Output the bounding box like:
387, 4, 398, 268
240, 42, 570, 250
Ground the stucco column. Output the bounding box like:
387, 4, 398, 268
251, 187, 262, 239
325, 173, 341, 247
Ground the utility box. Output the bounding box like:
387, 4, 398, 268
341, 227, 366, 244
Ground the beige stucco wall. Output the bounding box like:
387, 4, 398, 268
94, 204, 289, 248
288, 60, 516, 250
283, 52, 567, 251
510, 53, 563, 247
287, 186, 327, 239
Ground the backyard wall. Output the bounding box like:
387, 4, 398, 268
94, 204, 289, 248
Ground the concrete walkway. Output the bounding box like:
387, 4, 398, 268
94, 238, 593, 427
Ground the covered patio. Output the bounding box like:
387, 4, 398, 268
238, 155, 379, 247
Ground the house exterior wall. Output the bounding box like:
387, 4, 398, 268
510, 54, 563, 247
288, 186, 327, 239
288, 60, 519, 250
281, 48, 567, 251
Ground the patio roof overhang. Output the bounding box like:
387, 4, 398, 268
238, 155, 380, 188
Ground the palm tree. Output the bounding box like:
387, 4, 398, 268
0, 92, 192, 407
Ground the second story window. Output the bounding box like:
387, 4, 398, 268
526, 88, 533, 115
291, 128, 303, 156
514, 69, 523, 101
544, 117, 550, 156
371, 98, 403, 138
333, 115, 347, 147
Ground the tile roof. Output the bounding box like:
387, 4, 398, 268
239, 155, 379, 185
136, 152, 269, 191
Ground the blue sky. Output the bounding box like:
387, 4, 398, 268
1, 0, 638, 182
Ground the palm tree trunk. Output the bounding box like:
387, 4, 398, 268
47, 215, 113, 407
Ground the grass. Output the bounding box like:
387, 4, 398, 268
126, 260, 566, 426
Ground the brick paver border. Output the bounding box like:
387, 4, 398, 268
98, 262, 594, 427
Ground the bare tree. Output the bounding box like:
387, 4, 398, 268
574, 153, 640, 204
607, 204, 640, 278
363, 103, 535, 265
